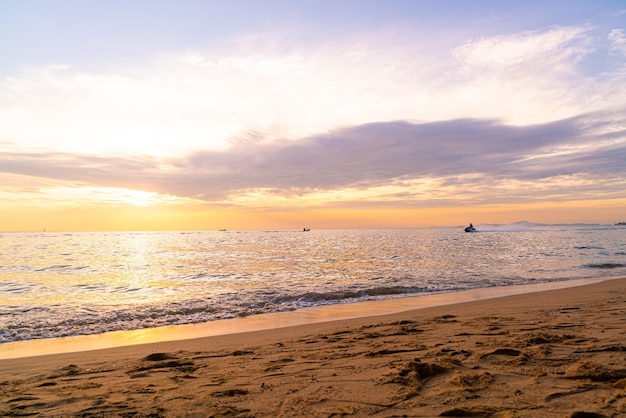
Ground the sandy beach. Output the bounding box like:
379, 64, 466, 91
1, 277, 625, 417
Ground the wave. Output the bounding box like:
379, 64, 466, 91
275, 285, 469, 305
584, 263, 625, 269
34, 265, 89, 272
297, 286, 422, 302
0, 285, 453, 343
0, 281, 39, 294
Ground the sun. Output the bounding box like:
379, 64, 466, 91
46, 186, 170, 207
115, 188, 163, 207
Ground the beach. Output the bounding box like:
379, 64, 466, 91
1, 277, 625, 417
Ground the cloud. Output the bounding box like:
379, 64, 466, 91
452, 26, 592, 76
2, 112, 624, 207
2, 22, 625, 213
608, 29, 626, 56
1, 24, 621, 160
173, 113, 626, 201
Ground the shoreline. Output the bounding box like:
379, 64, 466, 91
0, 276, 618, 360
1, 276, 625, 416
0, 276, 621, 360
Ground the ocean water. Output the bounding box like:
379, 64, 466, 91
1, 224, 625, 343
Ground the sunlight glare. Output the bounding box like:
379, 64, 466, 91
42, 186, 180, 207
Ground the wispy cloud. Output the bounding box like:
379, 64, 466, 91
1, 25, 618, 159
2, 111, 624, 208
608, 29, 626, 56
452, 26, 592, 75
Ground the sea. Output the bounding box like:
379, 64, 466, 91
1, 223, 625, 344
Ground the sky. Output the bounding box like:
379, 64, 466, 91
1, 0, 625, 231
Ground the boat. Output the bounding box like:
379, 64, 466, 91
302, 228, 311, 232
464, 223, 477, 233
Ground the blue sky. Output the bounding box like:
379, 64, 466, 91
1, 1, 625, 230
3, 1, 623, 73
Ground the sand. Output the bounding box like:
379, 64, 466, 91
1, 277, 625, 417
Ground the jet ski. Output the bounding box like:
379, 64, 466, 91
464, 223, 477, 233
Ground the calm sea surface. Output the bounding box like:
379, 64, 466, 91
1, 224, 625, 343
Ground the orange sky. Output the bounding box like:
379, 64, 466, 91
3, 196, 624, 232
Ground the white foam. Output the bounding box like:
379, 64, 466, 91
0, 277, 616, 360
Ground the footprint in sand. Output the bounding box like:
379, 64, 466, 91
127, 352, 198, 376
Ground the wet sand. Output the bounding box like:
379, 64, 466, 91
1, 277, 625, 417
